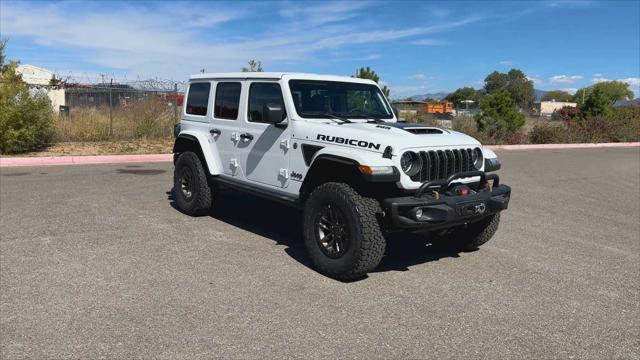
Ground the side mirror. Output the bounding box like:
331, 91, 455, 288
262, 103, 285, 124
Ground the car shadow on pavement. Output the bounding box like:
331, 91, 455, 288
167, 187, 466, 279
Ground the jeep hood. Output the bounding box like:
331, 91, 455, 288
295, 121, 481, 153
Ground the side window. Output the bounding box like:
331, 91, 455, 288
248, 83, 286, 123
214, 82, 241, 120
185, 82, 211, 116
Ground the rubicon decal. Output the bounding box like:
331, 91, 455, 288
316, 134, 381, 150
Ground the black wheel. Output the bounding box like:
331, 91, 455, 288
173, 152, 212, 216
444, 213, 501, 251
303, 182, 386, 280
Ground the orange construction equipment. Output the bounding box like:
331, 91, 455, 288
424, 101, 453, 114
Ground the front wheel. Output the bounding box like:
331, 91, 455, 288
173, 152, 212, 216
302, 182, 386, 280
445, 213, 501, 251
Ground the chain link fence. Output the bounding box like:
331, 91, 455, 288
50, 77, 185, 142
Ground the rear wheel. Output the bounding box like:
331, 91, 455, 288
173, 152, 212, 216
303, 182, 386, 280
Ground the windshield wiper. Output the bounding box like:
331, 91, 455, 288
342, 110, 385, 123
302, 112, 352, 124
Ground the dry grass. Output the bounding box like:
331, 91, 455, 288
5, 139, 173, 157
54, 97, 177, 142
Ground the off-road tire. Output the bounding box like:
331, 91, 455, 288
173, 152, 212, 216
303, 182, 386, 280
454, 213, 501, 251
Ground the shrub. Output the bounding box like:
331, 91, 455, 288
529, 122, 569, 144
0, 63, 54, 154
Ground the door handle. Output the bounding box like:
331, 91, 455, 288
210, 128, 221, 136
240, 133, 254, 141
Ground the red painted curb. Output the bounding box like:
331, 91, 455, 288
0, 154, 173, 167
487, 142, 640, 150
1, 142, 638, 167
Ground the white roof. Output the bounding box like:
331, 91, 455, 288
189, 72, 377, 85
16, 64, 54, 86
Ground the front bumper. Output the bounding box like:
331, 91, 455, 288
382, 171, 511, 231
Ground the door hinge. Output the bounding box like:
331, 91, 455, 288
231, 132, 240, 142
279, 168, 289, 179
280, 139, 290, 149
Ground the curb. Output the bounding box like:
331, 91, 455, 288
1, 142, 638, 167
487, 142, 640, 150
0, 154, 173, 167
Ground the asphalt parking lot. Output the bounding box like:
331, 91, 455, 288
1, 148, 639, 359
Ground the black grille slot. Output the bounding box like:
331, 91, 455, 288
411, 148, 475, 182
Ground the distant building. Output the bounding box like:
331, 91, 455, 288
16, 64, 55, 86
539, 100, 577, 117
391, 100, 426, 120
16, 64, 67, 113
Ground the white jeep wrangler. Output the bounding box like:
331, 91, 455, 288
173, 72, 510, 280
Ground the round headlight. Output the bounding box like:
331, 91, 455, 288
400, 151, 422, 176
472, 147, 483, 170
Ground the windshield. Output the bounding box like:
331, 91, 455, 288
288, 80, 393, 120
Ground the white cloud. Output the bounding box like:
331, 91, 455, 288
410, 39, 446, 46
561, 88, 578, 95
549, 75, 583, 84
544, 0, 594, 8
409, 74, 426, 80
591, 74, 610, 83
499, 60, 513, 65
388, 84, 429, 96
619, 77, 640, 86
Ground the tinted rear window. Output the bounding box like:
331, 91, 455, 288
185, 82, 211, 116
214, 82, 241, 120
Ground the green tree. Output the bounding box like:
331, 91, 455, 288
241, 59, 263, 72
483, 71, 508, 93
483, 69, 534, 110
0, 39, 54, 154
505, 69, 534, 110
353, 66, 390, 97
542, 90, 573, 102
581, 87, 612, 118
573, 81, 634, 105
475, 89, 525, 140
445, 87, 481, 108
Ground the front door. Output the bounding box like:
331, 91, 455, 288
239, 81, 290, 188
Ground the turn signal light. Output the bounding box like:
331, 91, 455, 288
358, 165, 394, 176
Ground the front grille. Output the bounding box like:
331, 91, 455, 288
410, 148, 475, 182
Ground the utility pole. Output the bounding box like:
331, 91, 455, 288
109, 78, 113, 137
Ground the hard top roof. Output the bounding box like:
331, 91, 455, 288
188, 72, 377, 85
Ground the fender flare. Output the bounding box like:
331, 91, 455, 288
173, 130, 222, 175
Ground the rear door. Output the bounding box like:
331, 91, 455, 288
239, 81, 291, 188
210, 81, 245, 177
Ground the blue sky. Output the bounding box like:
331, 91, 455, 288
1, 0, 639, 98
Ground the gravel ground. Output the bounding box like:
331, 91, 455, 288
1, 148, 638, 359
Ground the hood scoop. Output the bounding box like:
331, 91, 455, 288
382, 122, 446, 135
402, 127, 444, 135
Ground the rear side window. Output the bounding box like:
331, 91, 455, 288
185, 83, 211, 116
248, 83, 285, 123
214, 82, 241, 120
